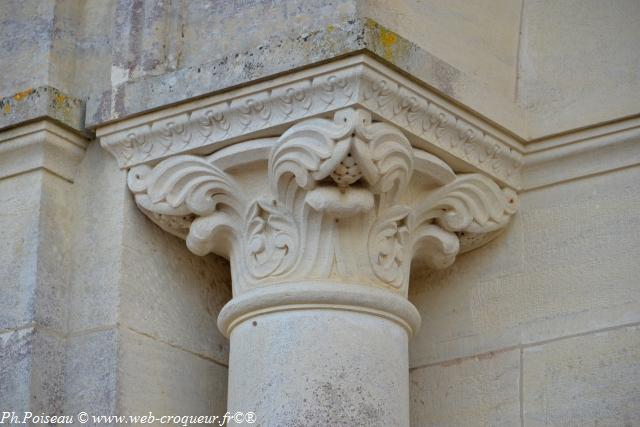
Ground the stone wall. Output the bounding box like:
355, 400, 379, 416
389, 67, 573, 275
0, 129, 231, 417
409, 163, 640, 426
2, 0, 639, 139
0, 1, 638, 425
65, 141, 231, 418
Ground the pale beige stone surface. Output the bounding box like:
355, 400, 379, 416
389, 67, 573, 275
410, 165, 640, 367
62, 329, 118, 418
66, 142, 125, 332
0, 169, 74, 331
523, 324, 640, 426
523, 119, 640, 191
518, 0, 640, 138
362, 0, 523, 99
0, 172, 43, 330
228, 310, 410, 426
1, 1, 639, 425
118, 327, 227, 418
64, 139, 231, 414
0, 328, 32, 412
0, 327, 65, 415
120, 228, 231, 364
69, 141, 232, 360
409, 349, 520, 427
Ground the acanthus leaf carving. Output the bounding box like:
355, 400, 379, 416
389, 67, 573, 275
128, 155, 246, 256
244, 199, 298, 280
368, 205, 412, 288
269, 108, 414, 217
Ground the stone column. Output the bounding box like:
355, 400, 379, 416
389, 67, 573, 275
125, 108, 517, 426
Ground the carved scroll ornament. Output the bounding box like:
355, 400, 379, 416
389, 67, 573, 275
128, 108, 517, 295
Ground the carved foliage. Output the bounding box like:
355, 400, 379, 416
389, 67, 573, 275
244, 199, 298, 280
269, 108, 414, 217
368, 206, 412, 288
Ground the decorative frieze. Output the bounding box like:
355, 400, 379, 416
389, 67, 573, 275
98, 56, 524, 189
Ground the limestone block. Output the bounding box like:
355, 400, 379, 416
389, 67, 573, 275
0, 170, 73, 332
0, 173, 41, 330
70, 0, 114, 100
179, 0, 358, 70
361, 0, 523, 99
119, 241, 231, 365
523, 325, 640, 426
409, 214, 525, 366
118, 328, 228, 418
67, 143, 126, 332
33, 171, 74, 331
63, 329, 118, 418
88, 21, 525, 137
0, 327, 65, 416
67, 142, 231, 365
29, 329, 65, 416
120, 197, 231, 364
410, 166, 640, 366
0, 328, 32, 412
409, 349, 520, 427
519, 0, 640, 137
0, 0, 55, 96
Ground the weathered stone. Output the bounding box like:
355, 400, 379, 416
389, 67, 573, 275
410, 165, 640, 367
85, 17, 524, 137
66, 142, 126, 333
118, 327, 228, 418
362, 0, 523, 99
0, 168, 76, 333
523, 324, 640, 426
1, 2, 639, 425
519, 0, 640, 138
0, 327, 65, 416
410, 349, 521, 427
63, 329, 118, 418
0, 86, 86, 134
120, 231, 231, 365
0, 328, 32, 412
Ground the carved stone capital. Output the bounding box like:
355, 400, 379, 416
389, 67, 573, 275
127, 108, 517, 303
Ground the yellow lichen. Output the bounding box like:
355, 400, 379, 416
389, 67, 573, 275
365, 19, 400, 61
379, 28, 397, 60
327, 24, 335, 33
54, 93, 66, 106
13, 88, 33, 102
